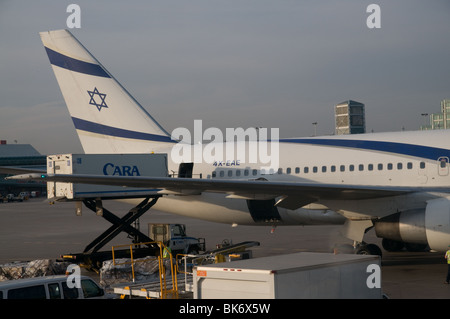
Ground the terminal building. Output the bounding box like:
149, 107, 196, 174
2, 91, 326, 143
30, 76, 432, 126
334, 100, 366, 135
0, 141, 46, 197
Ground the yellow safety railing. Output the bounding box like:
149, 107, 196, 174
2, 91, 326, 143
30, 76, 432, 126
111, 241, 178, 299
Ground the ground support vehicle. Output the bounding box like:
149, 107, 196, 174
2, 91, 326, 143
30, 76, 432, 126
0, 275, 106, 299
193, 252, 382, 299
149, 223, 206, 256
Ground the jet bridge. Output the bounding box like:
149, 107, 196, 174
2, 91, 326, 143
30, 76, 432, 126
46, 153, 168, 270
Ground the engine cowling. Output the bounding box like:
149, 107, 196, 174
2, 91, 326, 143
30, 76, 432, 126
424, 197, 450, 251
374, 197, 450, 252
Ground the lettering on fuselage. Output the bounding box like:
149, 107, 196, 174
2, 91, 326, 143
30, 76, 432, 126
213, 160, 241, 167
103, 163, 141, 176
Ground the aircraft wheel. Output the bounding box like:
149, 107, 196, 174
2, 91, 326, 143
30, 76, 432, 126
355, 243, 382, 257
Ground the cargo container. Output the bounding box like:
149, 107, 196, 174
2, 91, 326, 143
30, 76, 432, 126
193, 252, 382, 299
46, 153, 167, 200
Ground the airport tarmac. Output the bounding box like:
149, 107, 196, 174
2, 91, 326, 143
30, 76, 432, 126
1, 198, 450, 299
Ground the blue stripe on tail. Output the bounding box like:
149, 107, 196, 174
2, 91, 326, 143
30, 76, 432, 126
72, 117, 175, 143
44, 47, 110, 78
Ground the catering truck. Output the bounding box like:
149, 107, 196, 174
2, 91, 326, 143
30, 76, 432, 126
193, 252, 383, 299
46, 153, 167, 200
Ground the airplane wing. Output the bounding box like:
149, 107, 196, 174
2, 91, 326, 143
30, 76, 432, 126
3, 170, 421, 209
0, 166, 47, 175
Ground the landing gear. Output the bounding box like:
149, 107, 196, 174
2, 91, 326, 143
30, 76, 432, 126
354, 243, 382, 256
332, 242, 383, 256
338, 219, 382, 256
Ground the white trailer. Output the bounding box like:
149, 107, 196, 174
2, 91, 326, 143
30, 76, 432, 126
46, 153, 167, 200
193, 252, 382, 299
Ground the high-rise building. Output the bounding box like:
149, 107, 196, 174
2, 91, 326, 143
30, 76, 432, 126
421, 99, 450, 130
335, 100, 366, 135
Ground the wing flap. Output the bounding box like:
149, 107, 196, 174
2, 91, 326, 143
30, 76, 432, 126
275, 195, 318, 210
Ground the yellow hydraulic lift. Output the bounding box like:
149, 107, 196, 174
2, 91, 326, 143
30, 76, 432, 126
111, 240, 260, 299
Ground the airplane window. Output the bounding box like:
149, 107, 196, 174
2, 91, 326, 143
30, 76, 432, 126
236, 170, 241, 176
331, 165, 336, 172
407, 162, 413, 169
397, 163, 403, 170
220, 171, 224, 177
295, 167, 300, 174
359, 164, 364, 171
420, 162, 425, 169
322, 166, 327, 173
368, 164, 373, 171
304, 167, 309, 173
278, 168, 283, 174
388, 163, 393, 170
212, 171, 216, 178
244, 170, 249, 176
340, 165, 345, 172
349, 165, 354, 172
378, 164, 383, 170
228, 170, 232, 177
252, 169, 258, 176
313, 166, 318, 173
287, 168, 291, 174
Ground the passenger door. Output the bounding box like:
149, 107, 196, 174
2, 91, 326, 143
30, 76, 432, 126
438, 157, 449, 176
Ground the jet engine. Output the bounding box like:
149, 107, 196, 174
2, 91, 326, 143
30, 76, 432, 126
374, 197, 450, 252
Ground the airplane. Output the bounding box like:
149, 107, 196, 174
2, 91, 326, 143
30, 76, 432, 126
5, 29, 450, 256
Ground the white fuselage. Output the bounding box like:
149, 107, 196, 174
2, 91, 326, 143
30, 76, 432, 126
121, 129, 450, 226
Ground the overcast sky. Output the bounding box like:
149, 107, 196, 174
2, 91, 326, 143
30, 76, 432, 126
1, 1, 450, 155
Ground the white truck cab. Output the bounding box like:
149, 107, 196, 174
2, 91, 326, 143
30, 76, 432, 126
0, 275, 105, 299
148, 224, 206, 255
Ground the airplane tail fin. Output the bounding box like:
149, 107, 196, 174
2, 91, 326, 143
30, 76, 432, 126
39, 29, 174, 154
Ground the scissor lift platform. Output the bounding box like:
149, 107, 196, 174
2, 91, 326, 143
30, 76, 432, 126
113, 274, 193, 299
